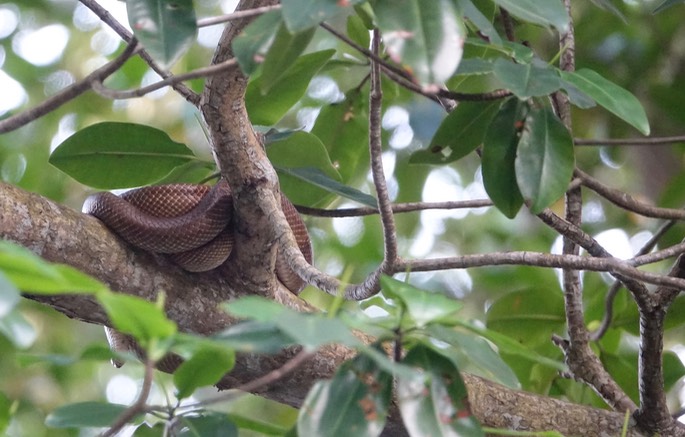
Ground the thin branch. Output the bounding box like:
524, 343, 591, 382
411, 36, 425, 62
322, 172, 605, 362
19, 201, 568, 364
101, 357, 155, 437
577, 168, 685, 220
0, 41, 138, 134
197, 4, 282, 27
500, 8, 516, 42
78, 0, 199, 105
295, 199, 493, 218
591, 220, 676, 341
92, 58, 238, 100
369, 29, 399, 265
575, 135, 685, 146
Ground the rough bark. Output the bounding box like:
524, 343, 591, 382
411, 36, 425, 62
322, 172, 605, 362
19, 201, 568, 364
0, 182, 646, 436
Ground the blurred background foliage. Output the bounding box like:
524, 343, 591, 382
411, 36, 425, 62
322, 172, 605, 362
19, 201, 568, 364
2, 0, 685, 435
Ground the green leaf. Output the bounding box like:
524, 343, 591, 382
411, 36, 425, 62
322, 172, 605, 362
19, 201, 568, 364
486, 288, 566, 347
223, 296, 286, 322
49, 122, 196, 189
0, 392, 11, 435
346, 14, 371, 52
410, 101, 501, 164
373, 0, 466, 84
97, 293, 177, 344
380, 276, 462, 327
45, 401, 129, 428
276, 166, 377, 208
424, 325, 520, 388
589, 0, 626, 21
0, 240, 107, 294
311, 92, 370, 183
653, 0, 684, 13
179, 414, 238, 437
232, 11, 282, 75
126, 0, 197, 66
560, 69, 650, 135
174, 345, 235, 399
515, 107, 574, 213
260, 24, 316, 94
298, 352, 393, 437
481, 98, 525, 218
491, 0, 569, 32
493, 58, 562, 99
281, 0, 366, 32
455, 320, 566, 371
457, 0, 502, 45
213, 321, 295, 353
0, 272, 20, 318
398, 346, 483, 436
246, 49, 335, 125
266, 131, 343, 206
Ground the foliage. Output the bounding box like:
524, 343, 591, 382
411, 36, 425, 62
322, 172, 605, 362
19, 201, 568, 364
2, 0, 685, 436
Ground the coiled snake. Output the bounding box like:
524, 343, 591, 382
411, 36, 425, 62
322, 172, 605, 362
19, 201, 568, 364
84, 180, 313, 368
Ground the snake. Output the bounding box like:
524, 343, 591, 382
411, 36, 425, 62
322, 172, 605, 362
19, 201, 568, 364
83, 180, 312, 294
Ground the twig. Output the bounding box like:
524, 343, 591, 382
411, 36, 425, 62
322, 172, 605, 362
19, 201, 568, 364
92, 58, 238, 99
101, 357, 155, 437
369, 29, 399, 266
295, 199, 493, 218
197, 4, 282, 27
575, 135, 685, 146
500, 8, 516, 42
0, 41, 138, 134
78, 0, 199, 105
576, 168, 685, 220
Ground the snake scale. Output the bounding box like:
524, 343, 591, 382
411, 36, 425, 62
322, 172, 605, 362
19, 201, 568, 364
84, 180, 313, 293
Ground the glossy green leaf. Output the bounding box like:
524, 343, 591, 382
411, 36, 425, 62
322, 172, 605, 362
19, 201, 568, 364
276, 166, 377, 208
491, 0, 569, 31
223, 296, 286, 322
0, 272, 19, 318
298, 352, 392, 437
560, 69, 650, 135
515, 107, 575, 213
410, 101, 501, 164
45, 401, 129, 428
97, 293, 177, 343
174, 345, 235, 399
398, 346, 483, 436
653, 0, 684, 13
232, 11, 282, 75
260, 24, 316, 94
663, 351, 685, 391
425, 325, 520, 388
380, 276, 462, 327
126, 0, 197, 66
346, 14, 371, 52
179, 414, 238, 437
0, 310, 37, 349
281, 0, 366, 32
493, 58, 562, 99
486, 288, 566, 347
373, 0, 466, 84
50, 122, 196, 189
0, 240, 107, 294
311, 92, 370, 183
266, 131, 343, 206
246, 49, 335, 125
481, 98, 525, 218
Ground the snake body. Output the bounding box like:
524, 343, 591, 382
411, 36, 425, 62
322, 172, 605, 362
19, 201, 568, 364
84, 180, 312, 293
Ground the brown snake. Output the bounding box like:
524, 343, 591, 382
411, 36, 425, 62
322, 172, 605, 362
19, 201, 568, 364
84, 180, 313, 293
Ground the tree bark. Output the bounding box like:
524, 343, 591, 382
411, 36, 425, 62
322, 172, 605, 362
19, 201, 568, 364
0, 182, 645, 436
